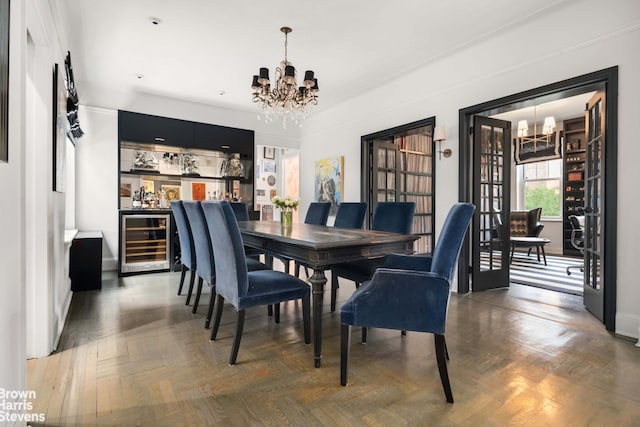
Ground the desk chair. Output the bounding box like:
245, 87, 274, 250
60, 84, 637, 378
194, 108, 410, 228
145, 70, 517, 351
566, 215, 585, 275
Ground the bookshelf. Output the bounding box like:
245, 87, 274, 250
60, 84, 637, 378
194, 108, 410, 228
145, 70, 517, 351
362, 118, 435, 253
562, 116, 586, 255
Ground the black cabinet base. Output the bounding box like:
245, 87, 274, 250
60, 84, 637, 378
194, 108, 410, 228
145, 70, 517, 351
70, 231, 103, 291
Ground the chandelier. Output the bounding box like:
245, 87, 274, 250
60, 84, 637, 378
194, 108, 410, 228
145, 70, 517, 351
517, 105, 556, 146
251, 27, 319, 128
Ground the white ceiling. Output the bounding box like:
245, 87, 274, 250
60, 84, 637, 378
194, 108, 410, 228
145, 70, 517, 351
58, 0, 573, 114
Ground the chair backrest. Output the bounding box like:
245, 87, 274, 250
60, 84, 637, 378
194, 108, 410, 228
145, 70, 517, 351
430, 203, 475, 282
304, 202, 331, 225
200, 201, 249, 307
371, 202, 416, 234
510, 208, 542, 237
182, 201, 215, 283
170, 201, 196, 270
568, 215, 585, 250
333, 202, 368, 229
230, 202, 250, 221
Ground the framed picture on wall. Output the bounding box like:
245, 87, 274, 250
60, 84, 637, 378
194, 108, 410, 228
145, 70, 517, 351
264, 146, 275, 159
52, 63, 68, 192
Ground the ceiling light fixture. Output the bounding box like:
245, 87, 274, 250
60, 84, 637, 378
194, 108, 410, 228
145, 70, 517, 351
517, 106, 556, 147
251, 27, 319, 128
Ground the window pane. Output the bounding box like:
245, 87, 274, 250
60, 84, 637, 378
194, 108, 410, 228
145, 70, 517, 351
524, 179, 560, 216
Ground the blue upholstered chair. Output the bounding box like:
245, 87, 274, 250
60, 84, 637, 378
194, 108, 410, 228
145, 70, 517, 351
201, 201, 311, 365
294, 202, 368, 279
182, 202, 268, 321
333, 202, 368, 229
339, 203, 475, 403
170, 201, 197, 303
330, 201, 416, 312
230, 202, 265, 259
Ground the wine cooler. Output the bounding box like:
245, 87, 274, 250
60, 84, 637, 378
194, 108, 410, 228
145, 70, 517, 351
120, 213, 171, 273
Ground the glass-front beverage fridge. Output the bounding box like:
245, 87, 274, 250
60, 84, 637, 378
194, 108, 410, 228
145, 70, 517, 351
120, 213, 171, 274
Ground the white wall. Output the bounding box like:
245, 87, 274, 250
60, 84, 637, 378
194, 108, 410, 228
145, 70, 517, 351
22, 0, 73, 360
0, 0, 26, 402
299, 0, 640, 338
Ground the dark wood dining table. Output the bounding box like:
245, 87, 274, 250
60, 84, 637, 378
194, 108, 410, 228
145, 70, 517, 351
238, 220, 418, 368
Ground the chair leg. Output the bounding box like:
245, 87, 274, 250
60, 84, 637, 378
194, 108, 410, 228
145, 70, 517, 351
303, 266, 310, 278
294, 262, 301, 278
302, 295, 311, 344
401, 330, 407, 336
444, 336, 450, 361
267, 305, 273, 316
361, 327, 367, 343
185, 270, 197, 305
274, 303, 280, 324
229, 310, 246, 365
210, 294, 225, 341
331, 272, 339, 312
435, 334, 454, 403
192, 277, 203, 314
204, 291, 215, 329
340, 324, 352, 386
177, 265, 187, 295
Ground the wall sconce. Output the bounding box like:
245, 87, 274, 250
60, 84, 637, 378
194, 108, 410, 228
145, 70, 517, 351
434, 125, 451, 159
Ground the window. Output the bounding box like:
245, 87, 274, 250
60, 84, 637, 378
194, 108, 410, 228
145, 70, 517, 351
520, 159, 562, 217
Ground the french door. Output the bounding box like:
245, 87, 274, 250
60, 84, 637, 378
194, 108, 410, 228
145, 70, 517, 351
583, 91, 605, 321
472, 116, 511, 291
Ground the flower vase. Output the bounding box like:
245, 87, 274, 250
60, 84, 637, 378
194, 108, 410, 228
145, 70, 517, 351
281, 211, 293, 228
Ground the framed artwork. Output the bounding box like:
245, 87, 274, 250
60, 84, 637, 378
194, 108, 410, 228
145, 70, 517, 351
162, 184, 181, 201
269, 189, 277, 200
52, 63, 68, 192
192, 182, 206, 201
261, 204, 273, 221
263, 160, 276, 173
141, 179, 155, 193
0, 0, 9, 162
314, 156, 344, 215
267, 175, 276, 186
120, 183, 132, 197
264, 146, 275, 159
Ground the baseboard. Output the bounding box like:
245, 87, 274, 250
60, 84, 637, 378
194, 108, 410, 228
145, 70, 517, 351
615, 312, 640, 341
102, 257, 117, 271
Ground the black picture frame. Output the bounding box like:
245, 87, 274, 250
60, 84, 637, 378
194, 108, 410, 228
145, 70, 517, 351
264, 146, 275, 159
0, 0, 10, 163
52, 63, 67, 192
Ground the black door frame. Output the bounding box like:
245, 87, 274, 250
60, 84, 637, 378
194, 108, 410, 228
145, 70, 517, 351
457, 67, 618, 331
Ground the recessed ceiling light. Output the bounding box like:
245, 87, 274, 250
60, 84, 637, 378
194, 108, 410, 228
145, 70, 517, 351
136, 74, 144, 79
220, 145, 230, 149
150, 17, 162, 25
218, 90, 227, 96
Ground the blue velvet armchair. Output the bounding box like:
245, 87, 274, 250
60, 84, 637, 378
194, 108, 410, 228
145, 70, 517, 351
340, 203, 475, 403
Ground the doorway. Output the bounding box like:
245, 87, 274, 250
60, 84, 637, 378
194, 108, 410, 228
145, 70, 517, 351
457, 67, 618, 331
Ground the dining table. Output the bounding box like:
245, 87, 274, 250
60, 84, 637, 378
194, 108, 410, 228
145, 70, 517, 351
238, 220, 418, 368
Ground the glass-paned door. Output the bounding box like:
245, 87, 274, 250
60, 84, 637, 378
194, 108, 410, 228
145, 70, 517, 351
472, 116, 511, 291
583, 91, 605, 321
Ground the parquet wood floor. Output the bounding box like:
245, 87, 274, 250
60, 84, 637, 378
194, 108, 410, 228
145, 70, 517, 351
27, 268, 640, 426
